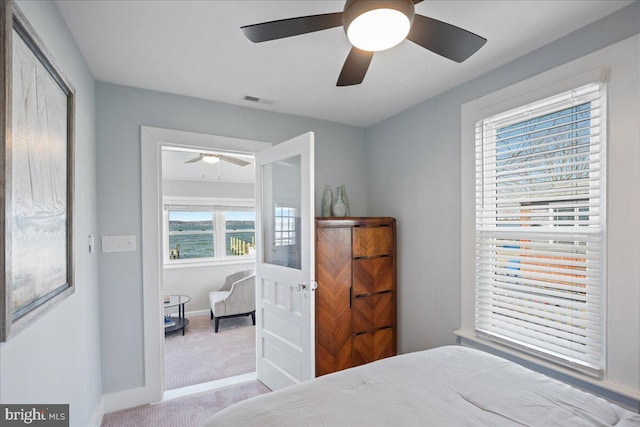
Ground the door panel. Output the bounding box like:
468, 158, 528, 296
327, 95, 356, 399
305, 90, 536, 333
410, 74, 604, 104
255, 132, 315, 390
262, 156, 302, 270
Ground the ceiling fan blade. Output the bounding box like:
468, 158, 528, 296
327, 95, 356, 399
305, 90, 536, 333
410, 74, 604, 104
241, 12, 343, 43
337, 47, 374, 87
220, 155, 250, 167
407, 14, 487, 63
185, 155, 203, 163
412, 0, 425, 4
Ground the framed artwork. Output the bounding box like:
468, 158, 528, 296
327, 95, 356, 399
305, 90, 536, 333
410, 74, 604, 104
1, 1, 75, 341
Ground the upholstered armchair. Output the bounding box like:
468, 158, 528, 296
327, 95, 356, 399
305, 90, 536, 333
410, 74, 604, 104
209, 269, 256, 333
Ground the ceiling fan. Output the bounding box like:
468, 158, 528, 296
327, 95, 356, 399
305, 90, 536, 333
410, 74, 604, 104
241, 0, 487, 86
184, 153, 251, 166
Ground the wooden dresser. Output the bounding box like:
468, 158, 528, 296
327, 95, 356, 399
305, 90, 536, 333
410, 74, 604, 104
315, 217, 396, 376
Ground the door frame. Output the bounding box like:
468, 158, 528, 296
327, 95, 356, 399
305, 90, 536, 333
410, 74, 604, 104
139, 126, 271, 406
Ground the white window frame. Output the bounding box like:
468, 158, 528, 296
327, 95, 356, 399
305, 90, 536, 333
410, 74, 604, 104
166, 208, 215, 260
460, 35, 640, 403
163, 197, 256, 267
474, 82, 606, 376
274, 202, 297, 246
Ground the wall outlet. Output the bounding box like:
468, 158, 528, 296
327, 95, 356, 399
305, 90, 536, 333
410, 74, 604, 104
102, 235, 137, 253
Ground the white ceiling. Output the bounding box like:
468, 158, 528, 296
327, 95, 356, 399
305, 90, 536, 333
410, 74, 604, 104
162, 148, 255, 183
56, 0, 631, 127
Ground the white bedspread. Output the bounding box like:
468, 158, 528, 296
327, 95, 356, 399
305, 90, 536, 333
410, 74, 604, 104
204, 346, 640, 426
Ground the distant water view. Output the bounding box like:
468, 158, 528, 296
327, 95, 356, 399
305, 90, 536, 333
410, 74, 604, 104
169, 219, 255, 259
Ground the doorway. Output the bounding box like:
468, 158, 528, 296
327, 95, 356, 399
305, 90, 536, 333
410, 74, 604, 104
140, 126, 271, 404
161, 146, 257, 395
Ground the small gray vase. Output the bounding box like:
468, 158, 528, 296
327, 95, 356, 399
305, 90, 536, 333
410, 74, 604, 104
340, 184, 350, 216
332, 186, 347, 217
321, 185, 333, 217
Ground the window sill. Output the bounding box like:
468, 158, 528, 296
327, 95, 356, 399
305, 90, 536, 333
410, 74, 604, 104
454, 329, 640, 403
163, 257, 255, 270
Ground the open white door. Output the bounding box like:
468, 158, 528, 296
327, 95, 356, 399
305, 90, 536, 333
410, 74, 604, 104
255, 132, 315, 390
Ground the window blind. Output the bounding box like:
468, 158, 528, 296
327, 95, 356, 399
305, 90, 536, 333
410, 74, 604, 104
164, 204, 254, 212
474, 82, 606, 375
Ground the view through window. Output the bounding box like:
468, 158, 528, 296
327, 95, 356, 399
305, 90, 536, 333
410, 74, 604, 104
475, 82, 605, 374
274, 204, 297, 246
167, 208, 255, 261
168, 210, 214, 260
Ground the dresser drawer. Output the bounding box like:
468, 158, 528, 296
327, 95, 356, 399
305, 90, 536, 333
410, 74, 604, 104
352, 226, 393, 258
353, 257, 393, 296
352, 328, 394, 367
352, 292, 393, 334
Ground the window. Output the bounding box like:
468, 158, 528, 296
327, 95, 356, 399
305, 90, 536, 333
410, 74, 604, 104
164, 201, 255, 264
274, 204, 297, 246
225, 211, 256, 256
168, 210, 214, 260
474, 82, 606, 375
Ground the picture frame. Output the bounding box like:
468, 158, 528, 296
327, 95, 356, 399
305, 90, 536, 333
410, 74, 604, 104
1, 1, 75, 341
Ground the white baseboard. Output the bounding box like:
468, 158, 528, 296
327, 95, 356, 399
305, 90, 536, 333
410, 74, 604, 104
185, 308, 209, 317
103, 384, 161, 413
89, 397, 105, 427
166, 308, 209, 318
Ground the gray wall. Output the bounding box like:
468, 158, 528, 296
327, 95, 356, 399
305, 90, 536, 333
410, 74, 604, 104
163, 262, 255, 313
0, 1, 102, 426
96, 82, 368, 393
365, 2, 640, 355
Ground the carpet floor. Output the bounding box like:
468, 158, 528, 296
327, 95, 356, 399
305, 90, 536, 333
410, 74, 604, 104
101, 313, 263, 427
100, 381, 271, 427
164, 313, 256, 390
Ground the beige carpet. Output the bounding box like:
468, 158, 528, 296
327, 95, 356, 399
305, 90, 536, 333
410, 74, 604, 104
101, 315, 264, 427
100, 381, 271, 427
164, 313, 256, 390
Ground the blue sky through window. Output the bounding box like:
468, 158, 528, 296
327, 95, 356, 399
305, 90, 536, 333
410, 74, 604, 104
224, 211, 255, 221
169, 211, 212, 222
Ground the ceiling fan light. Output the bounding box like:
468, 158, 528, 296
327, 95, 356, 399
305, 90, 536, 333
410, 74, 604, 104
347, 9, 411, 52
202, 155, 220, 164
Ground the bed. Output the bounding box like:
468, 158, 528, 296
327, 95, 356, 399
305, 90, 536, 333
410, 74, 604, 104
204, 346, 640, 426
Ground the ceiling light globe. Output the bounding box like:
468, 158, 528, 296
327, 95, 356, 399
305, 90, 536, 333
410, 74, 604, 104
347, 9, 411, 52
202, 155, 220, 164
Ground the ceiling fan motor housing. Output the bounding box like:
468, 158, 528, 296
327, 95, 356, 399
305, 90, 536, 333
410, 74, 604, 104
343, 0, 415, 33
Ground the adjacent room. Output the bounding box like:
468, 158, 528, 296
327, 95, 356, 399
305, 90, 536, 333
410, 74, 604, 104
0, 1, 639, 427
161, 146, 258, 393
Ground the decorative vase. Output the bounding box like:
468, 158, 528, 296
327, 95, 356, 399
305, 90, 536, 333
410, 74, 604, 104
340, 184, 350, 216
321, 185, 333, 217
332, 186, 347, 217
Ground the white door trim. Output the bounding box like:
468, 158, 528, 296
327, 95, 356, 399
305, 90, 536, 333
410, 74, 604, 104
119, 126, 271, 411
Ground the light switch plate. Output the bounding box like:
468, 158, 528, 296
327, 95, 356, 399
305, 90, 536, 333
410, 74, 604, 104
102, 235, 137, 253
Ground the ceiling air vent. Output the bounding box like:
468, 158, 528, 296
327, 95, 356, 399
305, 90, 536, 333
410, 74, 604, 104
242, 95, 276, 106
